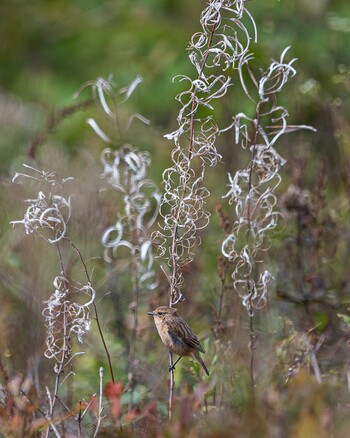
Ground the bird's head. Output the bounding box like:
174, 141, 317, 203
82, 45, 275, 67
147, 306, 178, 321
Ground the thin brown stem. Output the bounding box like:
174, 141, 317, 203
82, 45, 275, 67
55, 241, 65, 275
65, 237, 115, 383
28, 99, 94, 159
248, 308, 256, 394
218, 263, 227, 321
128, 263, 139, 411
168, 351, 175, 420
245, 100, 263, 393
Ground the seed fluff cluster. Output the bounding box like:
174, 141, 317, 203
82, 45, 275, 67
154, 0, 257, 305
79, 76, 161, 290
221, 48, 316, 314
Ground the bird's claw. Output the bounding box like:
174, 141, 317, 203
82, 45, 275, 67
168, 365, 176, 372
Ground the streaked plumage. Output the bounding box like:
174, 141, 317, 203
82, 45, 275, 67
147, 306, 209, 376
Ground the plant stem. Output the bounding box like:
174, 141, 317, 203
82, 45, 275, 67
248, 308, 256, 394
66, 238, 115, 383
168, 351, 175, 420
128, 264, 139, 411
245, 101, 263, 394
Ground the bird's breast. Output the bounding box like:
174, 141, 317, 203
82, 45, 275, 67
154, 320, 187, 355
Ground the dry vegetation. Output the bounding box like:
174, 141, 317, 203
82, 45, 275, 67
1, 1, 350, 437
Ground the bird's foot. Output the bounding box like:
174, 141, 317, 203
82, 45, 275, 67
168, 365, 176, 372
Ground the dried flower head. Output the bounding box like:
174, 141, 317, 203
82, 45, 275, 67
42, 276, 95, 367
154, 0, 256, 305
11, 165, 72, 243
101, 145, 161, 290
220, 46, 315, 315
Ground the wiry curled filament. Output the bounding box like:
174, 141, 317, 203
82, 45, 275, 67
221, 46, 313, 315
42, 276, 95, 366
101, 145, 161, 290
154, 0, 256, 305
80, 76, 160, 290
11, 164, 72, 243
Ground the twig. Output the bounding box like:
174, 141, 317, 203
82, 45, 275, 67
168, 351, 175, 420
93, 367, 105, 438
45, 386, 62, 438
65, 237, 115, 383
306, 335, 325, 384
46, 419, 62, 438
27, 99, 94, 159
248, 308, 256, 393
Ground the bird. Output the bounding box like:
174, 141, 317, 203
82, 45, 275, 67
147, 306, 209, 376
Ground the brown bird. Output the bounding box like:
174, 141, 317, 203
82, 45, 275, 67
147, 306, 209, 376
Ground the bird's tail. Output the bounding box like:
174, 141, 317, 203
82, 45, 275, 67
193, 350, 209, 376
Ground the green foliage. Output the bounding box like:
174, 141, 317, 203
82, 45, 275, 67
1, 0, 350, 436
337, 313, 350, 325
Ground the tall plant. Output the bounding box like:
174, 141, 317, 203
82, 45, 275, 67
153, 0, 258, 415
10, 165, 114, 435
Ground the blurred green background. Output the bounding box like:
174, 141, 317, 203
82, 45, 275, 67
1, 0, 350, 172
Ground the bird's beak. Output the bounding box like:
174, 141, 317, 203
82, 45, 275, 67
147, 311, 154, 316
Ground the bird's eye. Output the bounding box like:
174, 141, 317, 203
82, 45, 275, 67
157, 312, 163, 316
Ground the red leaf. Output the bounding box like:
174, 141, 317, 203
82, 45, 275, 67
104, 382, 124, 400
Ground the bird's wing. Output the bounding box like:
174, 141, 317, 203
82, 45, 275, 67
167, 319, 206, 354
